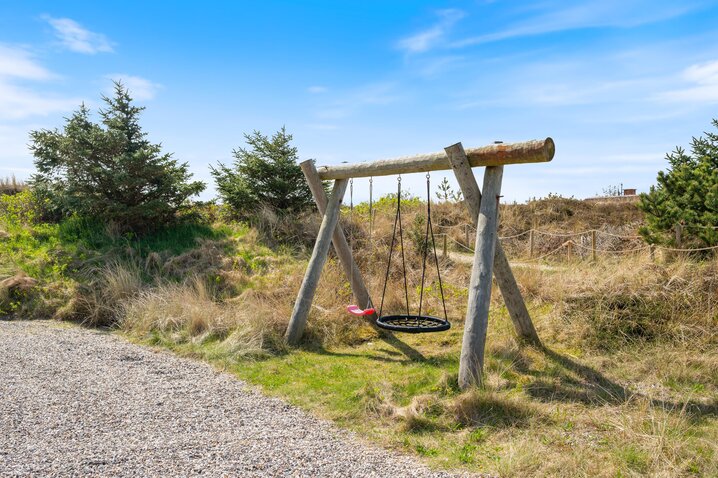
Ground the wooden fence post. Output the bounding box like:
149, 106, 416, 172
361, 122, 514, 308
445, 143, 540, 347
671, 223, 683, 262
591, 230, 597, 262
458, 166, 503, 389
285, 179, 349, 345
675, 223, 683, 248
529, 229, 535, 259
465, 224, 470, 249
567, 240, 572, 261
443, 234, 448, 258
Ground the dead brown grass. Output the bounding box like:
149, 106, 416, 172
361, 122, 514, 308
0, 176, 26, 196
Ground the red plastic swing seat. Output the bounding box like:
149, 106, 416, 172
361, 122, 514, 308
346, 305, 376, 316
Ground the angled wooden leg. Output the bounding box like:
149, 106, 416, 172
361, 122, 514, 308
300, 160, 375, 317
285, 179, 349, 345
458, 166, 503, 389
445, 143, 540, 346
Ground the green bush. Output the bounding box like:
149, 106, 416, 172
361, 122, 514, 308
29, 81, 205, 232
210, 127, 314, 219
0, 190, 44, 225
639, 118, 718, 247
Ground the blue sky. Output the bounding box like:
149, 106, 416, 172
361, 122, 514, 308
1, 1, 718, 202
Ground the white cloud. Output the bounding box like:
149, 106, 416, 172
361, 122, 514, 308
46, 17, 113, 54
0, 45, 79, 120
307, 85, 327, 94
106, 74, 162, 101
452, 1, 702, 47
658, 59, 718, 103
397, 9, 464, 54
0, 81, 79, 120
0, 44, 53, 80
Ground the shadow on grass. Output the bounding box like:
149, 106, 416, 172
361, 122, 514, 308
303, 333, 458, 369
499, 344, 718, 420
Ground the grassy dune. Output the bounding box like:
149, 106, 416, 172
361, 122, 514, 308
1, 194, 716, 476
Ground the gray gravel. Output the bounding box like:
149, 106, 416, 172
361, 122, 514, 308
0, 320, 470, 477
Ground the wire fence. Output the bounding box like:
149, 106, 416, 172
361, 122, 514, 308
434, 223, 718, 263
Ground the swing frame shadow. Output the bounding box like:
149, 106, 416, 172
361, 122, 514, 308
285, 138, 555, 389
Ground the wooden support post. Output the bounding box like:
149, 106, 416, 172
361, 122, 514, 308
458, 166, 504, 389
591, 230, 597, 262
300, 160, 375, 317
445, 143, 540, 347
443, 234, 448, 258
465, 225, 470, 249
567, 240, 572, 261
285, 179, 349, 345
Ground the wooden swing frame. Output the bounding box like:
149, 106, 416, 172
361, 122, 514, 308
285, 138, 555, 389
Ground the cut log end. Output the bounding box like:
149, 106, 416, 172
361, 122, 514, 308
544, 137, 555, 162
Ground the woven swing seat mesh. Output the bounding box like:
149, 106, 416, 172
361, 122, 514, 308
376, 314, 451, 333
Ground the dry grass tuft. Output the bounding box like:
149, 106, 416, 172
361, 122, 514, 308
393, 394, 445, 431
450, 389, 538, 428
69, 261, 145, 326
121, 276, 287, 357
0, 176, 26, 196
511, 256, 718, 350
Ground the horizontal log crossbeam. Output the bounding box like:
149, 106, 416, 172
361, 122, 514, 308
316, 138, 554, 180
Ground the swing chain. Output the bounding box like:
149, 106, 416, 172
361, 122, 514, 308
349, 178, 353, 212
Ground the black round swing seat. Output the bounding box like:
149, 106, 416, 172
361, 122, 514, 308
376, 314, 451, 333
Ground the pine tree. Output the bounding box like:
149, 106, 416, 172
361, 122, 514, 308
435, 177, 463, 202
30, 82, 204, 231
210, 127, 314, 217
639, 118, 718, 247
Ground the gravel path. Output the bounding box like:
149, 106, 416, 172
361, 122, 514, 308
0, 320, 470, 477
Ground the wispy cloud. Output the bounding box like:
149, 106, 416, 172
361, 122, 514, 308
307, 85, 327, 94
106, 74, 162, 101
657, 59, 718, 103
0, 45, 54, 80
397, 9, 464, 54
315, 82, 403, 120
305, 123, 338, 131
45, 17, 114, 54
0, 45, 79, 120
454, 66, 656, 110
452, 1, 702, 47
0, 82, 79, 120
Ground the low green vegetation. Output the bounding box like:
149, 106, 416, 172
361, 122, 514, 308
1, 190, 715, 476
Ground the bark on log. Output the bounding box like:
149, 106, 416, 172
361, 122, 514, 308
458, 166, 503, 390
316, 138, 554, 180
300, 160, 375, 317
445, 143, 540, 346
285, 179, 349, 345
